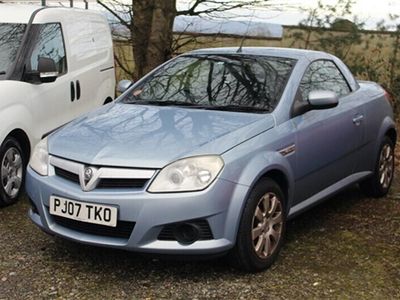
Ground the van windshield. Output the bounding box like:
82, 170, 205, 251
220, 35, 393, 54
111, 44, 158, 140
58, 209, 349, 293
0, 23, 26, 77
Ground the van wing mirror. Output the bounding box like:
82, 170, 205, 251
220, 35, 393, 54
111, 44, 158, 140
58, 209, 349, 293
308, 90, 339, 109
38, 57, 59, 83
117, 80, 133, 93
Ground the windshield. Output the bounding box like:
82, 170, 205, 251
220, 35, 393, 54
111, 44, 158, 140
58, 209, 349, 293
0, 23, 26, 77
121, 54, 296, 113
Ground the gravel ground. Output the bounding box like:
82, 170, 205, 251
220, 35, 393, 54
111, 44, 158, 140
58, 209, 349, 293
0, 177, 399, 299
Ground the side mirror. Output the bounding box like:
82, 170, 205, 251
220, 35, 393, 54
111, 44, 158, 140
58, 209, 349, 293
38, 57, 58, 83
308, 90, 339, 110
117, 79, 133, 93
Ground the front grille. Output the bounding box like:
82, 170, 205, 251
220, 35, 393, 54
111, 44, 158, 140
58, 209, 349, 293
54, 167, 149, 189
97, 178, 149, 188
55, 167, 79, 183
52, 215, 135, 239
158, 219, 214, 241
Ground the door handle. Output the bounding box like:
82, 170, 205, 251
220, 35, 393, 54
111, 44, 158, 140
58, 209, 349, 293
70, 82, 75, 102
76, 80, 81, 100
352, 114, 364, 126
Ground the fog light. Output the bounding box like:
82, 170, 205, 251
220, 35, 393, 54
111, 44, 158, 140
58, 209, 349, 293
173, 223, 200, 245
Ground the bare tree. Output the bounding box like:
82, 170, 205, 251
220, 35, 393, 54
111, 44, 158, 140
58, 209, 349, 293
97, 0, 272, 80
289, 0, 364, 58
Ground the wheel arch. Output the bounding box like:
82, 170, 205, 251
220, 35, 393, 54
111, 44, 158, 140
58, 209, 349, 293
374, 116, 397, 163
385, 127, 397, 145
222, 152, 295, 245
230, 153, 295, 225
259, 169, 290, 209
235, 153, 295, 210
103, 97, 113, 105
5, 129, 31, 162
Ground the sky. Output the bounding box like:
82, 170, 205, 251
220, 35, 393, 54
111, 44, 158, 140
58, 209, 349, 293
270, 0, 399, 28
177, 0, 400, 29
4, 0, 400, 30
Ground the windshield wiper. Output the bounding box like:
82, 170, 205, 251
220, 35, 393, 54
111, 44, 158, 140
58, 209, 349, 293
126, 99, 270, 113
204, 105, 270, 113
127, 100, 207, 108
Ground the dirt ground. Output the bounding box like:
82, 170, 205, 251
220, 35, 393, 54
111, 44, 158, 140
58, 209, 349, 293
0, 175, 399, 299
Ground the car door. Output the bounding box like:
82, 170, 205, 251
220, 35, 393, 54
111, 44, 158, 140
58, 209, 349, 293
291, 60, 364, 204
25, 23, 74, 138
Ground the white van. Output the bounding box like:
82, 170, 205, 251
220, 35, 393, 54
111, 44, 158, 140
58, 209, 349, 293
0, 5, 116, 206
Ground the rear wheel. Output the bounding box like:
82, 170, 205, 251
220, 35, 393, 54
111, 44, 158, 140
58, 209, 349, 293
360, 136, 395, 197
0, 137, 26, 206
229, 178, 286, 272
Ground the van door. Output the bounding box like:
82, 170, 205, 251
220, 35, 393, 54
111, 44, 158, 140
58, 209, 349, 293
62, 13, 115, 119
25, 23, 74, 137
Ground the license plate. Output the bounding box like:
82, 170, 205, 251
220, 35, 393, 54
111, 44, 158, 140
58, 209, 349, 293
49, 196, 118, 227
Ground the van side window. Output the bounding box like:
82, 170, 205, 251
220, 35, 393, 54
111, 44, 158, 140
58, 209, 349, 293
30, 23, 67, 75
299, 60, 350, 101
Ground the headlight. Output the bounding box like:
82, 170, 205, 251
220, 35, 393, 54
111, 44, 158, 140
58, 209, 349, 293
29, 137, 49, 176
148, 155, 224, 193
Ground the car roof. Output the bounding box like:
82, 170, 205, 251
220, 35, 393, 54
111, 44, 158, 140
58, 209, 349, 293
188, 47, 333, 61
0, 4, 101, 24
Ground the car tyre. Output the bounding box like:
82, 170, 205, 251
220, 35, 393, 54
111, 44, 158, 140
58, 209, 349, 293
360, 136, 395, 198
229, 178, 286, 272
0, 137, 26, 207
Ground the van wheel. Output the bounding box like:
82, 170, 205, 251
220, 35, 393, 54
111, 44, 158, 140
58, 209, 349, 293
0, 137, 26, 206
229, 178, 286, 272
360, 136, 395, 197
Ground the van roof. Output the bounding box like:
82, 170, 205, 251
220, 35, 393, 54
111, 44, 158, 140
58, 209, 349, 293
0, 4, 103, 24
0, 4, 41, 23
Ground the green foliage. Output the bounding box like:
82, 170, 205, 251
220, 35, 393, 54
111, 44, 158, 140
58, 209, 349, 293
289, 0, 400, 116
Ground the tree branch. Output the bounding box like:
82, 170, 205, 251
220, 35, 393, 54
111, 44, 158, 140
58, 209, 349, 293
97, 0, 130, 29
177, 0, 269, 16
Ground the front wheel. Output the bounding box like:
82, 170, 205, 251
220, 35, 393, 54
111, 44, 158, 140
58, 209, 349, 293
0, 137, 26, 206
360, 136, 395, 198
229, 178, 286, 272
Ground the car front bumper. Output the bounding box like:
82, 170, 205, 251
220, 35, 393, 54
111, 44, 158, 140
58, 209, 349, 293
26, 166, 249, 255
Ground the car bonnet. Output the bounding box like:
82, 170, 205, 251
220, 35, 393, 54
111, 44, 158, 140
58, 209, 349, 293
48, 103, 275, 168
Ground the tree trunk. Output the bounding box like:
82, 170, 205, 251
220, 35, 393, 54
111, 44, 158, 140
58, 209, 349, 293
131, 0, 176, 80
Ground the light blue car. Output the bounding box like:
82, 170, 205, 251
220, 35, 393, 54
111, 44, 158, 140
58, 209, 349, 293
26, 48, 396, 272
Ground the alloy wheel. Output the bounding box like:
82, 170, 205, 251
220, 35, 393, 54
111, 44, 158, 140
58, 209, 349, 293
1, 147, 23, 198
378, 143, 394, 189
251, 192, 283, 259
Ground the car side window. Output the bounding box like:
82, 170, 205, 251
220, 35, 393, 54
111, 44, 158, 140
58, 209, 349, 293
29, 23, 67, 76
299, 60, 350, 101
